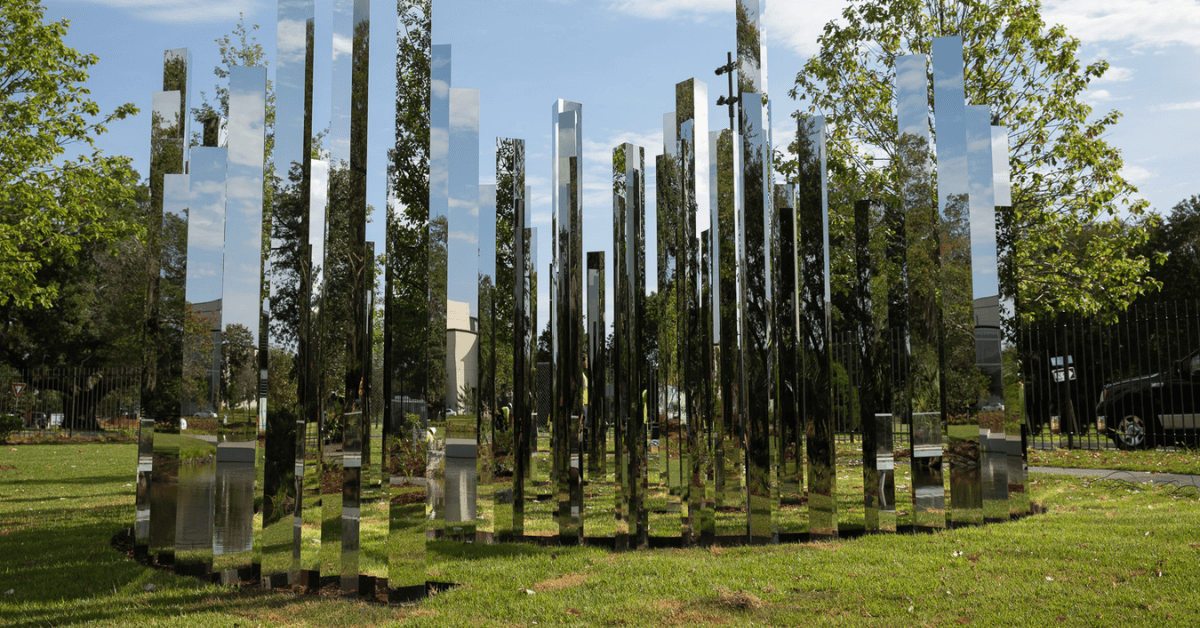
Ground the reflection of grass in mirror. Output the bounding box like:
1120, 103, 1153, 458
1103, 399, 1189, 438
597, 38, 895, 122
152, 432, 217, 462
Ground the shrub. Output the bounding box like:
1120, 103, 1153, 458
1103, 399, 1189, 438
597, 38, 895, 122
0, 414, 23, 443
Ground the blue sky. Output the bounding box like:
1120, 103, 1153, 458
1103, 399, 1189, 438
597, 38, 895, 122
45, 0, 1200, 332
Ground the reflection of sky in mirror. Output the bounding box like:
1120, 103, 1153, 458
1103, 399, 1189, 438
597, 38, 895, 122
556, 107, 580, 242
744, 96, 770, 297
663, 113, 676, 158
812, 117, 830, 306
309, 159, 329, 286
187, 148, 226, 305
992, 126, 1014, 339
479, 184, 496, 279
967, 105, 998, 300
328, 0, 353, 165
223, 66, 267, 340
274, 6, 309, 174
932, 37, 968, 219
992, 127, 1012, 207
448, 88, 479, 316
895, 55, 929, 142
152, 91, 181, 132
430, 45, 451, 224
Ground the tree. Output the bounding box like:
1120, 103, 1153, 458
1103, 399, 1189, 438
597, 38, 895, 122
0, 1, 140, 309
1137, 195, 1200, 307
787, 0, 1155, 322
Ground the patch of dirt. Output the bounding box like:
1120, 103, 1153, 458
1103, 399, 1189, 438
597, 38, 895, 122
647, 599, 731, 626
532, 573, 588, 592
0, 464, 15, 471
713, 588, 762, 610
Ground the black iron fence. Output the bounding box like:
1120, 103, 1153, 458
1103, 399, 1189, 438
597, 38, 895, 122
1022, 299, 1200, 451
0, 367, 140, 437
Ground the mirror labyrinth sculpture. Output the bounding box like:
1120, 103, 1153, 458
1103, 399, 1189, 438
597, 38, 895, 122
133, 0, 1039, 600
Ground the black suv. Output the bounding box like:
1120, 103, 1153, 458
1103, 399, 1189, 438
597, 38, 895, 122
1096, 349, 1200, 449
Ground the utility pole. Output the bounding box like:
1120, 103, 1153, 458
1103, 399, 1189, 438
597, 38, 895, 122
714, 52, 738, 133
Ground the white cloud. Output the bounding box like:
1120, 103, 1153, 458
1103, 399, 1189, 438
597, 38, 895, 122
449, 230, 478, 245
1082, 88, 1127, 106
1150, 100, 1200, 111
604, 0, 728, 21
1121, 164, 1156, 186
276, 18, 308, 65
1092, 66, 1134, 83
1043, 0, 1200, 50
63, 0, 262, 24
761, 1, 850, 57
450, 89, 480, 133
332, 32, 353, 62
605, 0, 846, 58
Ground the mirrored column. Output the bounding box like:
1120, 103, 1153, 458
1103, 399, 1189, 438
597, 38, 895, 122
383, 0, 429, 599
992, 125, 1027, 517
302, 157, 328, 584
145, 47, 191, 564
442, 87, 479, 541
796, 116, 835, 540
553, 100, 584, 542
740, 95, 775, 543
209, 65, 267, 585
496, 138, 525, 540
613, 143, 646, 548
895, 53, 945, 531
477, 184, 497, 543
654, 130, 681, 541
264, 0, 314, 589
882, 203, 910, 528
174, 147, 226, 575
967, 105, 1008, 523
932, 36, 981, 527
772, 184, 800, 536
153, 171, 192, 568
676, 78, 709, 544
713, 128, 744, 540
426, 44, 451, 547
586, 251, 611, 539
854, 199, 893, 533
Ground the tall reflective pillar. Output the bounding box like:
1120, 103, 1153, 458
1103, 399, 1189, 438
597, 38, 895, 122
932, 36, 982, 527
740, 94, 775, 543
553, 99, 584, 542
992, 126, 1027, 517
773, 184, 800, 536
613, 143, 646, 548
144, 48, 191, 564
796, 116, 835, 540
496, 137, 526, 540
675, 78, 709, 544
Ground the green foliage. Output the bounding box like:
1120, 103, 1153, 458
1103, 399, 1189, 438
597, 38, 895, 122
0, 2, 141, 310
0, 414, 22, 443
1137, 195, 1200, 306
788, 0, 1156, 322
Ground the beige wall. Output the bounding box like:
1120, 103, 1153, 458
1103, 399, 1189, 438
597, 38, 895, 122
445, 300, 478, 414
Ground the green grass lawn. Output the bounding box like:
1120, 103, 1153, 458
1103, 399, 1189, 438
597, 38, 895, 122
3, 442, 1199, 626
1028, 446, 1200, 476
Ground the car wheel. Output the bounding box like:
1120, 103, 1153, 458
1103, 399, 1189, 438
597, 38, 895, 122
1115, 412, 1149, 450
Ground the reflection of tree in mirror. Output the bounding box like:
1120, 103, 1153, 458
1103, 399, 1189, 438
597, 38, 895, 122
735, 1, 760, 97
788, 0, 1156, 322
940, 193, 988, 419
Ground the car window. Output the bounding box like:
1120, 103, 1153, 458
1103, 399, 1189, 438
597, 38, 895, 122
1192, 354, 1200, 377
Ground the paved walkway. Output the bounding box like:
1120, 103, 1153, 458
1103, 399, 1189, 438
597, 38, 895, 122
1029, 465, 1200, 488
